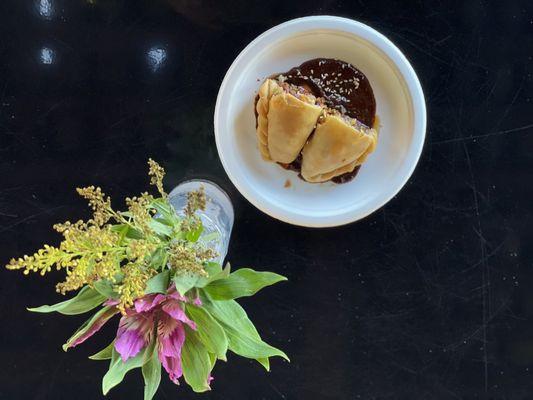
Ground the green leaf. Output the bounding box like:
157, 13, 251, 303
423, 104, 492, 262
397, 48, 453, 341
102, 347, 146, 395
142, 341, 161, 400
224, 326, 288, 362
202, 296, 289, 366
195, 262, 230, 288
147, 247, 166, 270
204, 268, 287, 300
110, 224, 128, 243
149, 219, 173, 237
28, 286, 106, 315
145, 270, 170, 294
151, 198, 176, 221
89, 340, 115, 360
173, 273, 199, 296
153, 216, 172, 226
93, 280, 119, 299
182, 329, 212, 393
63, 306, 118, 351
208, 352, 217, 369
111, 223, 143, 239
185, 304, 228, 360
185, 225, 203, 242
257, 357, 270, 371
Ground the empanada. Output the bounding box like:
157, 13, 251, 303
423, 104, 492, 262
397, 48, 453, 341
301, 114, 377, 183
256, 79, 323, 163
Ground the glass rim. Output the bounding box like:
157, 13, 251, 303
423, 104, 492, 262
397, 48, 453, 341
168, 178, 233, 210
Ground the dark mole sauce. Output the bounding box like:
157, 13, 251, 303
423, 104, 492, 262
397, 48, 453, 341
284, 58, 376, 127
257, 58, 376, 184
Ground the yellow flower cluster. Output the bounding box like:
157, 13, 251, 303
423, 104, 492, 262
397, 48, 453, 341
76, 186, 113, 226
5, 160, 217, 315
168, 243, 216, 277
125, 193, 155, 235
116, 263, 156, 313
7, 244, 71, 276
148, 158, 167, 198
184, 187, 207, 217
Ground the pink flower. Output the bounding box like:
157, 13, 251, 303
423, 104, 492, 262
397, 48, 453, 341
114, 289, 197, 384
68, 286, 204, 386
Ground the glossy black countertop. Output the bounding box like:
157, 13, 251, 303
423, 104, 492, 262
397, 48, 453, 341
1, 1, 532, 399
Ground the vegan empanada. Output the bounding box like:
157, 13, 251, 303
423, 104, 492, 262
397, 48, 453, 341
256, 79, 323, 163
301, 114, 377, 183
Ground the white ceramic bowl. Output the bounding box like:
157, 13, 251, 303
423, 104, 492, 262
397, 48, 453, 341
214, 16, 426, 227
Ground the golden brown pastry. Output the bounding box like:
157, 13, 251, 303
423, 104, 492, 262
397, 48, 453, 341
256, 79, 323, 163
301, 114, 377, 183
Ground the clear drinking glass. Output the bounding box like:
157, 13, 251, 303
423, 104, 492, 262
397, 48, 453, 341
168, 179, 234, 264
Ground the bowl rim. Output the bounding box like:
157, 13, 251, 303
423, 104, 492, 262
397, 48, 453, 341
214, 15, 427, 227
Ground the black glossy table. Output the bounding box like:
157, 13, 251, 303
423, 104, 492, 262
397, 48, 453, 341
1, 1, 532, 399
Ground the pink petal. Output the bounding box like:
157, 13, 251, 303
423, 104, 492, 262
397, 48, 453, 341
69, 307, 119, 348
115, 313, 153, 361
134, 294, 165, 313
161, 300, 196, 330
104, 299, 119, 306
193, 296, 202, 306
168, 291, 188, 303
157, 315, 185, 384
159, 352, 183, 385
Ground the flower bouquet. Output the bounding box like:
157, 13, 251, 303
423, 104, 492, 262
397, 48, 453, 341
6, 160, 288, 398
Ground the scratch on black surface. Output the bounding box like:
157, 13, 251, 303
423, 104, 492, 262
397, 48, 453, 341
494, 75, 525, 131
453, 241, 505, 278
269, 382, 287, 399
446, 300, 509, 352
433, 33, 453, 46
415, 259, 432, 299
431, 123, 533, 145
462, 142, 488, 392
388, 31, 459, 69
0, 205, 65, 234
0, 185, 25, 195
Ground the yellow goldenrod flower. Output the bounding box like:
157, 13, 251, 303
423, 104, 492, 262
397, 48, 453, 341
5, 159, 216, 314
